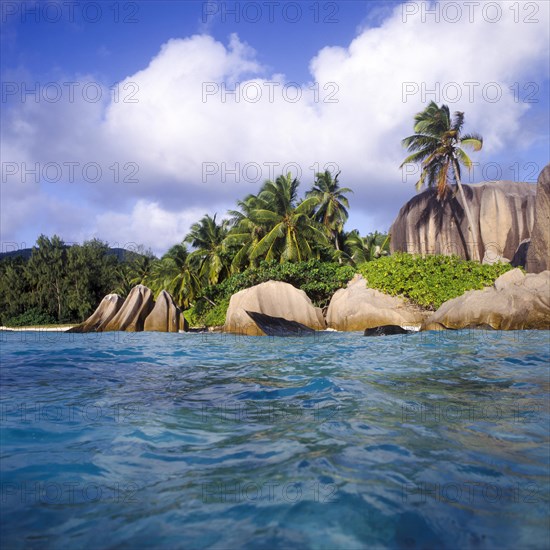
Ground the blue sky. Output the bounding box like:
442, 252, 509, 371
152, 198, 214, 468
2, 0, 549, 255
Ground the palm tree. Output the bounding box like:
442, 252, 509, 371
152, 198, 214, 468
306, 170, 353, 252
248, 173, 329, 262
400, 101, 483, 261
342, 230, 389, 265
147, 244, 201, 309
185, 214, 230, 285
224, 193, 267, 272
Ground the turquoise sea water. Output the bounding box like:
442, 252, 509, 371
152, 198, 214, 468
1, 329, 549, 549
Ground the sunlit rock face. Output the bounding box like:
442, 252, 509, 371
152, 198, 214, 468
224, 280, 325, 336
390, 181, 536, 263
101, 284, 155, 332
144, 290, 186, 332
422, 269, 550, 331
68, 294, 124, 333
525, 164, 550, 273
69, 285, 187, 333
326, 275, 428, 332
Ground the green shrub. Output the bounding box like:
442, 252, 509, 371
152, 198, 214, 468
182, 306, 197, 328
4, 308, 57, 327
201, 298, 231, 327
190, 260, 355, 327
358, 253, 514, 310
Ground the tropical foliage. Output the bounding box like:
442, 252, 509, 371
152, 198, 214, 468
358, 253, 512, 310
306, 170, 352, 252
0, 237, 121, 325
1, 102, 496, 328
188, 259, 355, 327
0, 170, 371, 326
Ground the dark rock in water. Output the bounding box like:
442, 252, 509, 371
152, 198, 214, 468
245, 310, 316, 337
364, 325, 413, 336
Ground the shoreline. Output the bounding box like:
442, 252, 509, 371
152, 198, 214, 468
0, 326, 74, 332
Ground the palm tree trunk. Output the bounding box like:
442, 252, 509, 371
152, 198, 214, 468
453, 161, 480, 262
334, 232, 342, 264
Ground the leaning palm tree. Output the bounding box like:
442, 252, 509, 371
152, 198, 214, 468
184, 214, 230, 286
249, 173, 329, 262
400, 101, 483, 261
306, 170, 353, 252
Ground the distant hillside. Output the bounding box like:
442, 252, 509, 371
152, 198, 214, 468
0, 247, 147, 262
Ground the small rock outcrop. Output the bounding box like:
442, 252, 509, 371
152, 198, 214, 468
326, 275, 429, 331
69, 285, 187, 333
390, 181, 536, 262
224, 281, 325, 335
144, 290, 186, 332
245, 310, 315, 337
422, 268, 550, 330
102, 284, 155, 332
525, 164, 550, 273
364, 325, 414, 336
68, 294, 124, 333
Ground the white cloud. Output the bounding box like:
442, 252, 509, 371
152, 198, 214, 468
2, 0, 549, 252
93, 201, 207, 255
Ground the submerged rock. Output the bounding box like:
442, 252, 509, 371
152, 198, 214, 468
224, 280, 325, 336
525, 164, 550, 273
422, 268, 550, 330
364, 325, 414, 336
326, 275, 428, 331
245, 310, 315, 337
68, 293, 124, 333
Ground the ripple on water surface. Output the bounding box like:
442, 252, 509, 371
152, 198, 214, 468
1, 329, 549, 549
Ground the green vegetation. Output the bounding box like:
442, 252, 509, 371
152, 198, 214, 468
1, 171, 377, 326
187, 260, 355, 327
2, 308, 57, 327
1, 104, 511, 327
358, 253, 513, 310
0, 237, 124, 326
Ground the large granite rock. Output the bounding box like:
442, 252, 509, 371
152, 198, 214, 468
525, 165, 550, 273
102, 284, 155, 332
326, 275, 429, 331
69, 285, 188, 333
224, 280, 325, 335
68, 294, 124, 333
390, 181, 536, 262
422, 268, 550, 330
144, 290, 186, 332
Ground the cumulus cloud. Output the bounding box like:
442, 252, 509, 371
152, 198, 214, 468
93, 201, 207, 254
2, 0, 548, 254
